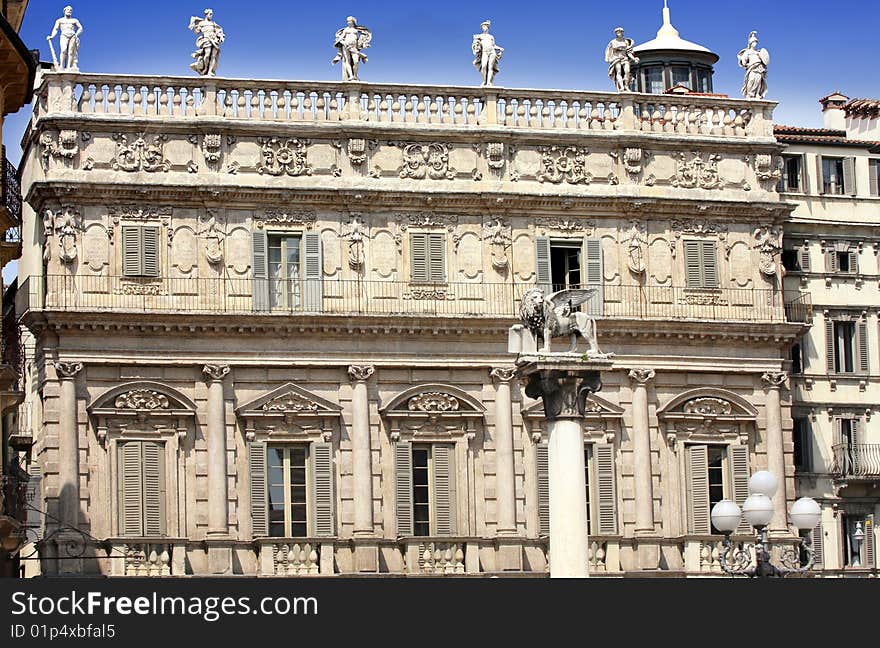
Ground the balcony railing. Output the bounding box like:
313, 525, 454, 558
832, 443, 880, 479
1, 148, 21, 240
35, 72, 776, 139
18, 275, 810, 324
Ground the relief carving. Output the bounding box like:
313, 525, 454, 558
535, 218, 596, 236
42, 206, 82, 265
483, 217, 511, 271
753, 225, 782, 277
536, 146, 591, 184
256, 210, 317, 229
39, 129, 79, 170
672, 152, 722, 189
397, 142, 456, 180
682, 397, 733, 416
622, 220, 647, 275
754, 154, 781, 183
199, 213, 225, 266
407, 392, 460, 412
257, 137, 312, 177
261, 392, 320, 412
341, 214, 366, 270
399, 213, 459, 232
112, 134, 171, 172
114, 390, 171, 410
485, 142, 505, 170
202, 133, 222, 166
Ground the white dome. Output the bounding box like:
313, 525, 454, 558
634, 1, 714, 55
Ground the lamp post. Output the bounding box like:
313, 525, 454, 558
710, 470, 821, 577
851, 522, 865, 568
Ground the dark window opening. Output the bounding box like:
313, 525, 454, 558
833, 321, 856, 373
412, 446, 431, 537
782, 249, 800, 272
550, 243, 582, 292
707, 447, 726, 535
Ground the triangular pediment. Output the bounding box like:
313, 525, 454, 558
236, 383, 342, 418
521, 394, 623, 418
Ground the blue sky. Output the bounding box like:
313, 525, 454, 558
2, 1, 877, 283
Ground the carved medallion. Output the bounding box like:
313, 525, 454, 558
112, 134, 171, 173
485, 142, 505, 170
257, 137, 312, 177
114, 390, 171, 410
398, 143, 456, 180
753, 225, 782, 277
672, 153, 722, 190
536, 146, 591, 184
407, 392, 460, 412
261, 392, 320, 412
682, 398, 732, 416
754, 154, 781, 182
202, 133, 222, 164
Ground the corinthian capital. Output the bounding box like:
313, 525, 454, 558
203, 364, 230, 382
348, 365, 375, 382
628, 368, 656, 385
490, 367, 517, 383
761, 371, 788, 389
55, 361, 83, 379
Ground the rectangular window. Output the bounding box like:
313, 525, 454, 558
670, 66, 691, 88
550, 241, 582, 292
268, 235, 302, 309
781, 249, 799, 272
412, 445, 431, 537
793, 417, 812, 472
841, 514, 875, 568
695, 68, 711, 93
396, 443, 456, 537
834, 321, 856, 373
822, 157, 846, 195
683, 240, 719, 289
870, 159, 879, 197
117, 441, 166, 536
410, 232, 446, 283
584, 445, 592, 533
687, 444, 749, 535
267, 445, 309, 537
535, 237, 603, 316
826, 317, 869, 374
644, 66, 664, 94
790, 342, 803, 374
121, 225, 160, 277
780, 155, 803, 192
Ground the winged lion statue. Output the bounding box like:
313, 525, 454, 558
519, 287, 613, 358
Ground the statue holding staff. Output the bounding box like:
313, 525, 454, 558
47, 6, 83, 71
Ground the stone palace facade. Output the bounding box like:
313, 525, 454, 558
16, 67, 823, 576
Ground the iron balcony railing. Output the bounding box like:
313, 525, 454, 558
832, 443, 880, 479
18, 275, 812, 324
1, 148, 21, 243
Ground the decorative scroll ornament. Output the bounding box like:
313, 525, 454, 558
397, 143, 456, 180
43, 206, 82, 265
483, 217, 511, 270
489, 367, 517, 383
201, 133, 222, 165
39, 129, 79, 170
55, 361, 84, 379
112, 134, 171, 172
408, 392, 460, 412
257, 210, 317, 229
348, 365, 375, 382
199, 213, 225, 265
753, 225, 782, 277
623, 220, 647, 275
761, 372, 788, 389
622, 147, 643, 176
754, 154, 780, 182
672, 153, 722, 189
671, 219, 728, 235
536, 146, 591, 184
399, 213, 459, 232
535, 218, 596, 236
347, 138, 368, 165
341, 215, 366, 270
682, 398, 733, 416
485, 142, 505, 170
261, 392, 320, 412
628, 368, 655, 384
202, 364, 230, 382
257, 137, 312, 177
114, 390, 170, 410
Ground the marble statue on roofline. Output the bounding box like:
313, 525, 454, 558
738, 31, 770, 99
189, 8, 225, 77
47, 6, 83, 71
472, 20, 504, 87
605, 27, 639, 92
332, 16, 372, 81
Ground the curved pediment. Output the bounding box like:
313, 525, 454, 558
380, 384, 486, 417
88, 381, 197, 415
236, 383, 342, 419
657, 388, 758, 419
521, 393, 624, 419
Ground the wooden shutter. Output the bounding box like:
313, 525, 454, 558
811, 521, 824, 567
252, 230, 270, 311
825, 249, 838, 273
843, 156, 856, 195
729, 445, 751, 535
141, 226, 160, 277
856, 320, 869, 374
848, 250, 859, 275
535, 236, 551, 293
865, 514, 876, 568
536, 443, 550, 536
25, 463, 44, 540
684, 240, 702, 288
797, 246, 811, 272
302, 231, 323, 311
248, 441, 268, 537
594, 444, 617, 535
428, 233, 446, 283
700, 241, 718, 288
142, 442, 165, 536
825, 318, 836, 373
119, 442, 144, 536
869, 159, 879, 197
815, 155, 825, 194
584, 238, 603, 317
122, 226, 142, 276
410, 233, 428, 283
310, 442, 335, 537
799, 155, 810, 193
798, 418, 814, 472
394, 441, 414, 536
686, 445, 711, 535
432, 444, 457, 536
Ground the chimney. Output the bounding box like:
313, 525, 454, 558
819, 92, 849, 130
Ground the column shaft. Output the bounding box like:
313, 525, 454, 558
548, 418, 590, 578
206, 378, 227, 535
492, 370, 516, 535
352, 379, 373, 534
765, 385, 787, 531
632, 380, 655, 533
58, 376, 79, 527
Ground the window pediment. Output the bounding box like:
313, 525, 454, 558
236, 383, 342, 442
381, 384, 484, 441
658, 388, 756, 446
88, 382, 196, 446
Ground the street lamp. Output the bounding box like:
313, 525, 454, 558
710, 470, 821, 577
851, 522, 865, 568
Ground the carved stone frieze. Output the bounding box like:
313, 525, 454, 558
109, 206, 173, 225
42, 206, 82, 265
682, 397, 732, 416
261, 392, 320, 412
112, 134, 171, 172
256, 210, 317, 229
397, 142, 456, 180
40, 129, 79, 170
536, 146, 591, 184
671, 152, 722, 189
535, 217, 596, 236
116, 283, 166, 296
754, 153, 781, 182
202, 133, 222, 165
257, 137, 312, 176
114, 390, 171, 410
753, 225, 782, 277
483, 217, 511, 270
407, 392, 460, 413
398, 213, 459, 232
622, 220, 647, 275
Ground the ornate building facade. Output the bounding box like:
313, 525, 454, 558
14, 65, 824, 577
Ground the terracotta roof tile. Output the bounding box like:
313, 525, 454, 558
844, 98, 880, 117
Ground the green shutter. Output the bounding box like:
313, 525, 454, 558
584, 238, 603, 317
119, 442, 144, 536
535, 236, 551, 293
825, 318, 836, 373
310, 442, 335, 537
428, 233, 446, 283
142, 442, 165, 536
302, 231, 323, 311
536, 443, 550, 536
869, 159, 879, 197
26, 463, 44, 540
700, 241, 718, 288
797, 246, 811, 272
865, 514, 875, 568
686, 445, 710, 535
142, 226, 160, 277
812, 521, 824, 567
729, 445, 750, 535
684, 240, 702, 288
394, 441, 414, 536
248, 441, 268, 537
410, 233, 428, 283
432, 444, 456, 536
843, 156, 856, 195
594, 443, 617, 535
122, 226, 142, 276
252, 230, 270, 311
857, 320, 869, 374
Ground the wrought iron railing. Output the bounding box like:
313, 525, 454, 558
832, 443, 880, 478
18, 275, 811, 324
1, 149, 21, 242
